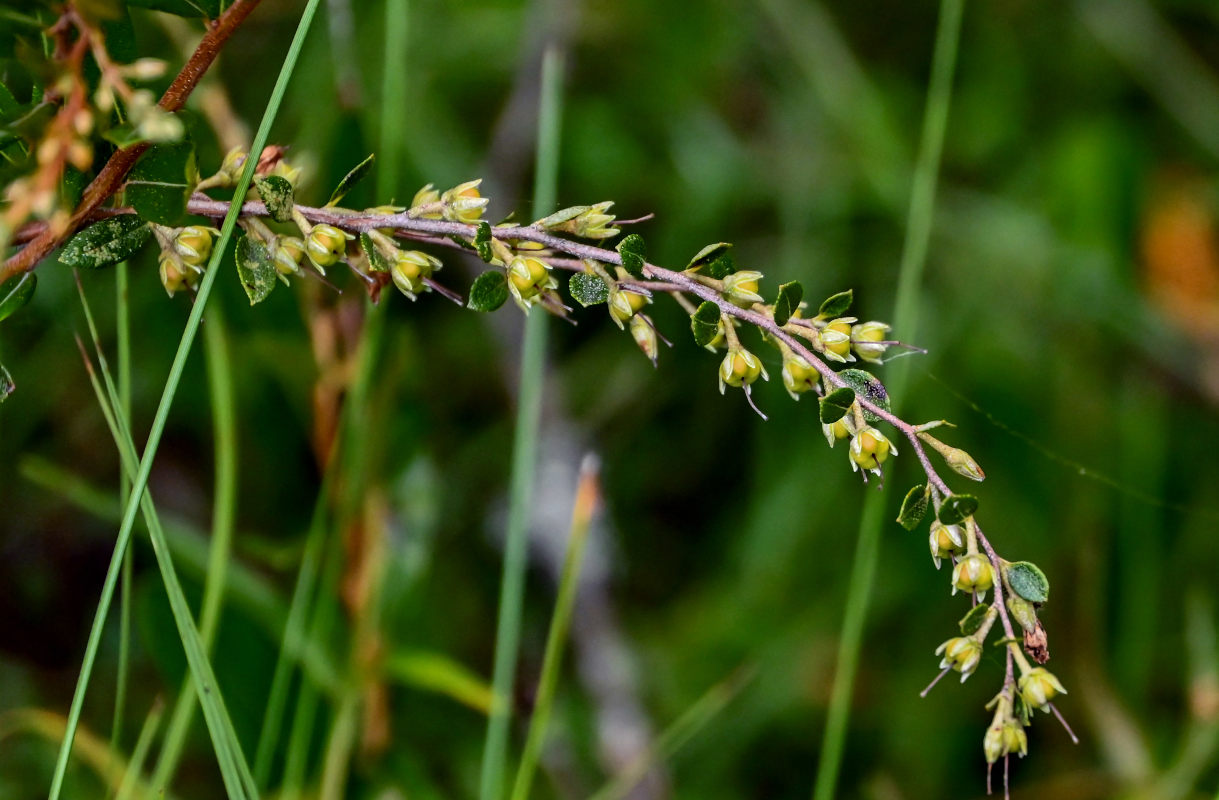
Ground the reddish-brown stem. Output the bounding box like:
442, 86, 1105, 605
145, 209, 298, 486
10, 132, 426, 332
0, 0, 264, 283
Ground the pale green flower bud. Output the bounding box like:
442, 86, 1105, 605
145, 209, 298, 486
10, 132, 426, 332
945, 446, 986, 482
781, 353, 818, 400
848, 425, 896, 475
608, 286, 648, 329
983, 723, 1005, 765
1006, 594, 1039, 633
391, 249, 441, 299
952, 553, 995, 598
1018, 667, 1067, 711
718, 346, 767, 394
270, 159, 302, 187
159, 254, 197, 297
173, 225, 217, 267
410, 183, 443, 218
722, 270, 764, 308
273, 236, 306, 277
928, 521, 964, 570
305, 224, 354, 273
441, 179, 489, 224
819, 317, 856, 363
1002, 721, 1028, 759
851, 320, 890, 363
935, 636, 983, 682
572, 201, 619, 239
822, 418, 851, 448
630, 314, 658, 366
508, 256, 550, 299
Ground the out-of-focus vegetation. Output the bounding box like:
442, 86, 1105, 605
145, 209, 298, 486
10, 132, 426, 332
4, 0, 1219, 798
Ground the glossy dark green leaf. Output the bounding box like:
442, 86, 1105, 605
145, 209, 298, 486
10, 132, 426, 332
838, 368, 890, 422
58, 216, 151, 269
235, 233, 277, 305
0, 272, 36, 323
703, 252, 736, 280
1005, 561, 1050, 604
937, 494, 979, 526
959, 603, 991, 635
617, 233, 646, 278
474, 221, 493, 262
818, 386, 855, 424
686, 242, 731, 272
896, 483, 930, 531
467, 270, 508, 312
690, 301, 721, 347
255, 175, 294, 223
125, 140, 197, 226
773, 281, 803, 327
818, 289, 853, 318
569, 272, 609, 307
127, 0, 220, 18
0, 363, 12, 403
360, 233, 392, 273
327, 153, 374, 207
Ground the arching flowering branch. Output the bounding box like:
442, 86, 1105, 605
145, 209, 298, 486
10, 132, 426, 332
10, 147, 1076, 793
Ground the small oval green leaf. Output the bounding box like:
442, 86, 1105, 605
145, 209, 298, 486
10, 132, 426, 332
838, 368, 890, 422
125, 140, 197, 225
959, 603, 991, 635
360, 233, 393, 273
703, 252, 736, 280
686, 242, 731, 272
818, 289, 853, 318
327, 153, 375, 207
0, 272, 37, 323
473, 221, 494, 263
467, 270, 508, 312
58, 216, 151, 269
255, 175, 294, 223
1005, 561, 1049, 604
818, 386, 856, 424
235, 233, 277, 305
690, 300, 721, 347
773, 281, 803, 327
937, 494, 979, 526
617, 233, 646, 278
569, 272, 609, 307
896, 483, 930, 531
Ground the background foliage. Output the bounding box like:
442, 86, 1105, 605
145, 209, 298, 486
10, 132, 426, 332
4, 0, 1219, 797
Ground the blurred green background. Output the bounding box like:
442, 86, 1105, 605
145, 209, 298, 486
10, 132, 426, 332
4, 0, 1219, 797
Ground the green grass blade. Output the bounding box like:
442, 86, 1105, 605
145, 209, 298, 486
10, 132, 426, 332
47, 2, 325, 797
108, 260, 132, 798
811, 1, 964, 799
587, 666, 755, 800
150, 306, 239, 792
18, 455, 343, 694
378, 0, 408, 198
510, 457, 599, 800
74, 290, 251, 798
114, 700, 163, 800
252, 491, 329, 788
478, 44, 565, 800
